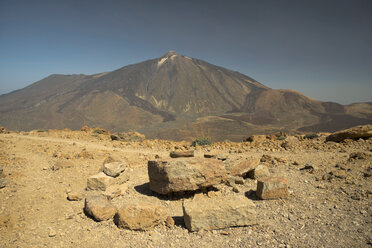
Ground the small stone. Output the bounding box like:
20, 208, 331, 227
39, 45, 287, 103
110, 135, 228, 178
67, 192, 83, 201
232, 185, 240, 193
256, 177, 289, 200
48, 229, 57, 237
84, 195, 117, 221
103, 162, 126, 177
170, 151, 194, 158
165, 216, 175, 227
300, 163, 316, 172
51, 160, 73, 171
234, 177, 244, 185
0, 178, 7, 189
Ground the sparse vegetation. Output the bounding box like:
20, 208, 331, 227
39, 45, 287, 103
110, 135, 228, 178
191, 138, 211, 147
304, 133, 319, 139
93, 129, 104, 134
277, 136, 286, 141
37, 129, 48, 132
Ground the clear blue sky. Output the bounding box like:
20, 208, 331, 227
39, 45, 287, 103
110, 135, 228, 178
0, 0, 371, 104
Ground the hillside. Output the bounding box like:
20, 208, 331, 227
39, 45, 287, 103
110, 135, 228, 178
0, 51, 371, 141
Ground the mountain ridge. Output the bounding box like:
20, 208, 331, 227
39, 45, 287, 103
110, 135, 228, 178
0, 51, 371, 141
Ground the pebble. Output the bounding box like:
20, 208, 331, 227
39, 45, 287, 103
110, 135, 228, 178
48, 229, 57, 237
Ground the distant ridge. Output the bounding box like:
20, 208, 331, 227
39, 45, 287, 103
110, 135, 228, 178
0, 51, 371, 141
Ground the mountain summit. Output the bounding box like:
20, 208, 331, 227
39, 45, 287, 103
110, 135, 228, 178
0, 52, 371, 141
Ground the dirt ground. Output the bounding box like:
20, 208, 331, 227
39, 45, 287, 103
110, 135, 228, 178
0, 130, 371, 247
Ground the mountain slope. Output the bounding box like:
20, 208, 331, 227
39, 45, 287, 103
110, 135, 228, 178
0, 51, 371, 141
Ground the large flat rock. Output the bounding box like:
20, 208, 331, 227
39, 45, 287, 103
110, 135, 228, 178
183, 195, 256, 232
148, 158, 227, 195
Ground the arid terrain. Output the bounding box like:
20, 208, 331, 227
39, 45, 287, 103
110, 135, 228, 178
0, 126, 371, 247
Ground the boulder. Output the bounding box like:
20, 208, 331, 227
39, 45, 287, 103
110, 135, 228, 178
226, 158, 260, 177
256, 177, 289, 200
170, 150, 194, 158
247, 164, 270, 179
183, 195, 256, 232
114, 202, 167, 230
148, 158, 227, 195
84, 195, 117, 221
103, 162, 126, 177
87, 172, 115, 191
326, 125, 372, 142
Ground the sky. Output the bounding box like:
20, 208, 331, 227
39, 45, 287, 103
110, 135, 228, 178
0, 0, 371, 104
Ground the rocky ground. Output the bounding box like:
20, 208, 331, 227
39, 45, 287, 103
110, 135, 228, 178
0, 128, 371, 248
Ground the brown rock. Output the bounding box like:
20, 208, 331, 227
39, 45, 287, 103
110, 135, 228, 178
0, 178, 7, 189
103, 162, 126, 177
247, 164, 270, 179
165, 216, 175, 227
103, 184, 127, 200
84, 195, 116, 221
114, 203, 167, 230
326, 125, 372, 142
80, 125, 93, 132
170, 150, 194, 158
183, 195, 256, 232
67, 192, 83, 201
87, 172, 115, 191
227, 158, 260, 176
256, 177, 289, 200
148, 158, 227, 195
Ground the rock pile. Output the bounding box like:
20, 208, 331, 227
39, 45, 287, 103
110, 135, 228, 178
87, 161, 129, 197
